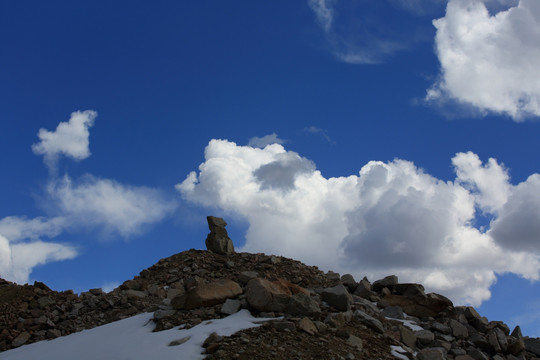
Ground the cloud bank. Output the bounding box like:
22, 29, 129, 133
0, 111, 175, 284
427, 0, 540, 120
178, 139, 540, 305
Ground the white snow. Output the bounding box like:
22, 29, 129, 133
390, 345, 410, 360
2, 310, 276, 360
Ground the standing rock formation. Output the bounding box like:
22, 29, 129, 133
205, 216, 235, 255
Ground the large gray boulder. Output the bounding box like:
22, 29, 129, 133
205, 216, 234, 255
321, 284, 352, 312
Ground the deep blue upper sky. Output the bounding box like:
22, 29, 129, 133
1, 0, 539, 337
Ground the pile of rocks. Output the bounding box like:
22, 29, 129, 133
1, 217, 539, 359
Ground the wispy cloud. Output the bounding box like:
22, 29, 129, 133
308, 0, 436, 64
304, 126, 335, 144
0, 111, 176, 284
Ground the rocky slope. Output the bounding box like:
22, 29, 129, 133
1, 217, 539, 359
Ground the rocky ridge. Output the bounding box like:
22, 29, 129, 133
1, 217, 539, 359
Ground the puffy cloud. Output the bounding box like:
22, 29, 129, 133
178, 139, 540, 305
49, 175, 177, 238
247, 133, 285, 149
489, 174, 540, 252
32, 110, 97, 172
427, 0, 540, 120
452, 151, 510, 213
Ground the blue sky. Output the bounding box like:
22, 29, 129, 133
1, 0, 539, 336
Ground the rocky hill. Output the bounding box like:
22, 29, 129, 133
1, 217, 539, 359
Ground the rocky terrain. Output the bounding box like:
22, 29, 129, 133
1, 217, 540, 359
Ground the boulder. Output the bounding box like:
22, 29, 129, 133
205, 216, 234, 255
450, 319, 469, 339
353, 277, 372, 299
172, 279, 242, 310
378, 292, 453, 318
372, 275, 398, 292
286, 293, 321, 316
392, 283, 426, 297
321, 284, 352, 312
354, 310, 384, 334
246, 278, 309, 313
524, 337, 540, 356
340, 274, 357, 293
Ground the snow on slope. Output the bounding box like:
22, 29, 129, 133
2, 310, 274, 360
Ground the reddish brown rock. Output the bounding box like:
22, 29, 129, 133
378, 292, 453, 318
246, 278, 309, 312
172, 279, 242, 310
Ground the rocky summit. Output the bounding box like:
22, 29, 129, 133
1, 218, 540, 359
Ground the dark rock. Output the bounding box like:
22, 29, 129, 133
286, 293, 321, 316
524, 337, 540, 356
205, 216, 234, 255
372, 275, 398, 292
354, 310, 384, 334
382, 306, 404, 320
353, 277, 372, 299
321, 284, 352, 312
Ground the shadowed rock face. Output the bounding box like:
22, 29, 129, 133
205, 216, 234, 255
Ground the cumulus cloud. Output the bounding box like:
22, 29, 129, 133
427, 0, 540, 120
32, 110, 97, 172
452, 151, 511, 213
49, 175, 177, 238
247, 133, 285, 148
489, 174, 540, 252
178, 139, 540, 305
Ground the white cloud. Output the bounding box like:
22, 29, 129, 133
308, 0, 435, 64
0, 216, 66, 242
308, 0, 335, 32
452, 151, 511, 213
0, 234, 77, 284
427, 0, 540, 120
178, 140, 540, 305
0, 216, 76, 283
32, 110, 97, 172
49, 175, 176, 238
489, 174, 540, 252
247, 133, 285, 148
304, 126, 335, 144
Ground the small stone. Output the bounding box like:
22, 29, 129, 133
221, 299, 241, 315
11, 332, 31, 347
273, 321, 296, 331
169, 336, 191, 346
203, 332, 223, 347
347, 334, 363, 350
298, 317, 318, 335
